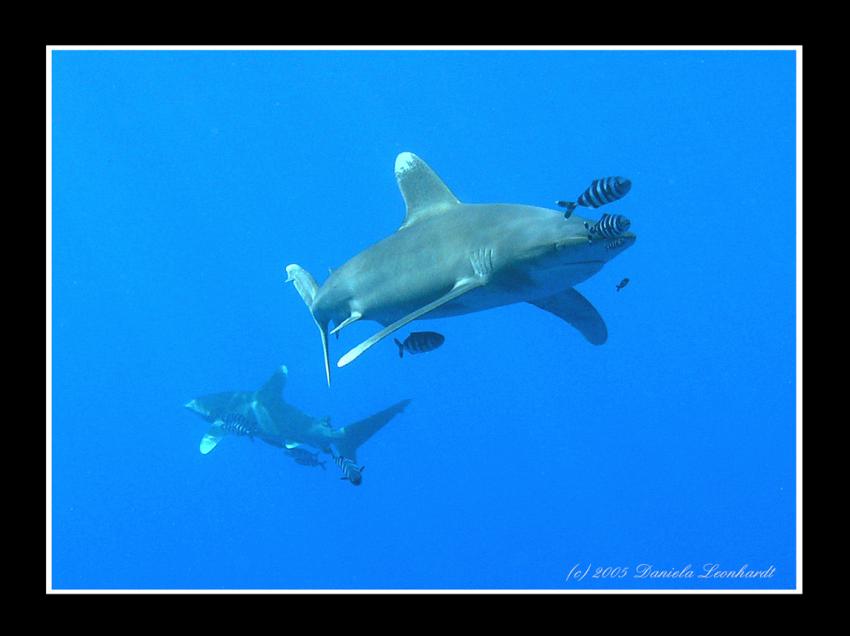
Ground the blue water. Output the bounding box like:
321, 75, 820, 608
51, 50, 797, 590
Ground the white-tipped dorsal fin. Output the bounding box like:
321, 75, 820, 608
395, 152, 460, 230
257, 365, 288, 402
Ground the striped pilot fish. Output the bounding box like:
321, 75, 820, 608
587, 213, 631, 239
393, 331, 445, 358
333, 453, 365, 486
217, 412, 257, 439
285, 446, 327, 470
557, 176, 632, 218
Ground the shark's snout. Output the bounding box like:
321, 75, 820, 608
604, 232, 636, 252
184, 399, 208, 416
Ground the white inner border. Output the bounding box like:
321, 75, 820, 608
46, 44, 803, 595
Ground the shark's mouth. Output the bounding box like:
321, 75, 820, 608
605, 238, 626, 250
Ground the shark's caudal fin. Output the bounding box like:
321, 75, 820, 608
334, 399, 411, 463
529, 287, 608, 345
285, 264, 331, 386
395, 152, 461, 231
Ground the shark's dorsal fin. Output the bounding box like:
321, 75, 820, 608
257, 365, 288, 403
529, 288, 608, 345
395, 152, 460, 230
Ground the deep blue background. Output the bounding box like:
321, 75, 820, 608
52, 50, 796, 589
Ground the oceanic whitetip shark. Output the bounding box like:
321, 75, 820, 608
286, 152, 637, 385
184, 365, 410, 462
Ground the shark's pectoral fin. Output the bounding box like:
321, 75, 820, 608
529, 288, 608, 345
200, 421, 225, 455
338, 277, 487, 368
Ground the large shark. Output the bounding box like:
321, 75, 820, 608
184, 365, 410, 462
286, 152, 637, 385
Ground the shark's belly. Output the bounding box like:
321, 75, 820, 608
524, 260, 606, 295
425, 285, 524, 317
370, 260, 606, 322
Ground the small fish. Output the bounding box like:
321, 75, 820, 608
218, 412, 257, 439
587, 213, 631, 239
334, 453, 365, 486
616, 278, 630, 292
555, 200, 576, 218
285, 446, 327, 470
558, 176, 632, 218
393, 331, 445, 358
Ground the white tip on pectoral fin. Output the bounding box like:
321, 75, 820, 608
200, 422, 225, 455
337, 275, 487, 368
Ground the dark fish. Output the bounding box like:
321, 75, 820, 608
587, 213, 631, 239
286, 446, 327, 470
218, 412, 257, 439
393, 331, 445, 358
334, 453, 364, 486
558, 176, 632, 218
616, 278, 630, 292
555, 200, 575, 218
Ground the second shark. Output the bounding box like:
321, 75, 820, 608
184, 365, 410, 485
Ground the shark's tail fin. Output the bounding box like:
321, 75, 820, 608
334, 399, 411, 463
394, 338, 404, 358
285, 264, 331, 386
